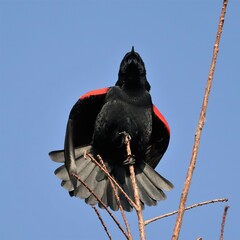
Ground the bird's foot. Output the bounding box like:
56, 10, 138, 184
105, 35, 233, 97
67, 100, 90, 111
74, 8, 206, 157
119, 131, 131, 143
118, 131, 135, 165
123, 154, 136, 165
117, 131, 131, 147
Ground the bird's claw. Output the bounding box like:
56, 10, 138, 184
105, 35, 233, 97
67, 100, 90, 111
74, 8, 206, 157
123, 155, 135, 165
118, 131, 131, 144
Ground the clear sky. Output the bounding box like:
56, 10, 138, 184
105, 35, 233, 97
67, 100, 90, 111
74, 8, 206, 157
1, 1, 239, 239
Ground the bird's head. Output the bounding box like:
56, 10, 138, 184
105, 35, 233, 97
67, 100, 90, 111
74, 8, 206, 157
116, 47, 150, 91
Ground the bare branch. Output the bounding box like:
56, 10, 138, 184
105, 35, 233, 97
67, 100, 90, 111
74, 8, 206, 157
220, 206, 230, 240
97, 155, 132, 240
145, 198, 228, 226
87, 153, 138, 209
124, 135, 146, 240
71, 173, 129, 239
171, 1, 229, 239
92, 206, 112, 240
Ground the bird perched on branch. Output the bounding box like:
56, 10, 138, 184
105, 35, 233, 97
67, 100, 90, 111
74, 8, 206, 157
49, 47, 173, 211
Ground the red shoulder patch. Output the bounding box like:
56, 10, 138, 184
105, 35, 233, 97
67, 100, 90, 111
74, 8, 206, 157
153, 105, 170, 134
80, 88, 109, 100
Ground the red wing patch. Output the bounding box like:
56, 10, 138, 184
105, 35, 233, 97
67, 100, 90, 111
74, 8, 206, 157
80, 88, 109, 100
153, 105, 170, 134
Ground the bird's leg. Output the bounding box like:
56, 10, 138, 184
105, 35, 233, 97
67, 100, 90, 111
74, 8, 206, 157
115, 131, 128, 148
118, 131, 136, 165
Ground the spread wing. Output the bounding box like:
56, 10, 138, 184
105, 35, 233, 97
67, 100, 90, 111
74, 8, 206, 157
145, 105, 170, 169
69, 88, 109, 147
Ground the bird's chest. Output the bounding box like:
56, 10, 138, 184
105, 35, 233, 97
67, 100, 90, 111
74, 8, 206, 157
93, 89, 152, 154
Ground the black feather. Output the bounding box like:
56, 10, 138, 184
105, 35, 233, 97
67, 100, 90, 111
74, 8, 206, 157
50, 48, 173, 211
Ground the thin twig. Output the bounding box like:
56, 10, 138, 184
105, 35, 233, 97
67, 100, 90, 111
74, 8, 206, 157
92, 206, 112, 240
71, 173, 129, 239
171, 1, 229, 239
220, 206, 230, 240
145, 198, 228, 226
87, 153, 138, 209
97, 155, 132, 240
124, 135, 146, 240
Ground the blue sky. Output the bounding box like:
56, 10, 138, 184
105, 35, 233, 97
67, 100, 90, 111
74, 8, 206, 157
1, 1, 239, 239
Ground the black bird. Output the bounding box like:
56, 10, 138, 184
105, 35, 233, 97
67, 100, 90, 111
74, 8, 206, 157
49, 47, 173, 211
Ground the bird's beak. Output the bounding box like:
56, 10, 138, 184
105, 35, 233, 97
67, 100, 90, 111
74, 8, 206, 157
131, 46, 135, 53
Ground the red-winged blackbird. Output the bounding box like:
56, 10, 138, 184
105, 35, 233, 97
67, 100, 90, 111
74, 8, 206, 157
49, 47, 173, 211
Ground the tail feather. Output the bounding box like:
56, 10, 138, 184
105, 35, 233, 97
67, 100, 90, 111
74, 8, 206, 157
84, 165, 100, 192
114, 165, 134, 211
96, 161, 113, 182
50, 145, 173, 212
75, 157, 91, 177
135, 176, 157, 206
107, 180, 119, 211
49, 150, 65, 163
119, 170, 135, 211
139, 162, 174, 191
61, 180, 74, 191
124, 172, 134, 201
54, 154, 93, 182
85, 178, 107, 205
76, 157, 95, 180
74, 163, 98, 199
99, 181, 108, 209
135, 165, 166, 201
55, 165, 69, 181
49, 145, 91, 163
118, 185, 133, 212
75, 165, 100, 199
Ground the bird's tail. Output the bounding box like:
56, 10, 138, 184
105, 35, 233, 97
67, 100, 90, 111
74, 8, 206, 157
49, 146, 173, 212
